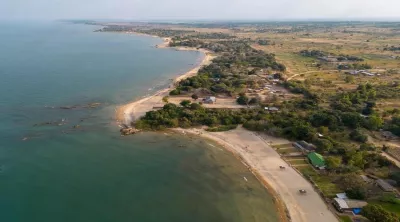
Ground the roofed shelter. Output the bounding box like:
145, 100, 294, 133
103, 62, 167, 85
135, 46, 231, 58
307, 152, 326, 169
333, 198, 368, 214
376, 179, 396, 192
203, 96, 216, 104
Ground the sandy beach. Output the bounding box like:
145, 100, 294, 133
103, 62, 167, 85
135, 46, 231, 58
177, 127, 338, 222
116, 43, 215, 124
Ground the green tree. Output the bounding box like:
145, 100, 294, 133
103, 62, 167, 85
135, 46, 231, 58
180, 100, 192, 107
237, 95, 249, 105
348, 151, 368, 169
314, 138, 333, 153
325, 156, 342, 169
318, 126, 329, 135
249, 97, 261, 105
350, 129, 368, 143
190, 103, 203, 110
341, 112, 363, 128
191, 94, 199, 100
362, 204, 399, 222
364, 115, 383, 130
162, 96, 169, 103
169, 89, 180, 95
338, 174, 368, 200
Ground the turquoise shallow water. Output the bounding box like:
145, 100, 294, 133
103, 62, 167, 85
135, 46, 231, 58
0, 21, 279, 222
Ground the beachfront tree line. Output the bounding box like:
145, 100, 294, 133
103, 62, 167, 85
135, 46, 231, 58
136, 78, 400, 172
137, 32, 400, 153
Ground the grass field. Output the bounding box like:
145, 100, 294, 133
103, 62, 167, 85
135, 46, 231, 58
286, 158, 308, 165
339, 215, 353, 222
313, 175, 343, 198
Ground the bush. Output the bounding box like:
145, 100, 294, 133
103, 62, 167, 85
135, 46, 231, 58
338, 174, 368, 200
314, 138, 334, 153
361, 204, 399, 222
180, 100, 192, 107
191, 94, 199, 100
237, 95, 249, 105
360, 143, 377, 151
169, 89, 180, 95
249, 97, 260, 105
350, 129, 368, 143
325, 156, 342, 169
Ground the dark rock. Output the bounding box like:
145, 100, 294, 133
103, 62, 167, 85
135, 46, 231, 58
120, 128, 140, 136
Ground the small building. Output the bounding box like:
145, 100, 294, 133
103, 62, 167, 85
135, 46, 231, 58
361, 71, 375, 76
346, 70, 359, 75
294, 140, 316, 153
333, 198, 368, 214
264, 107, 280, 112
360, 175, 373, 184
381, 131, 397, 140
203, 96, 216, 104
376, 179, 396, 192
336, 193, 348, 199
318, 56, 338, 62
307, 152, 326, 169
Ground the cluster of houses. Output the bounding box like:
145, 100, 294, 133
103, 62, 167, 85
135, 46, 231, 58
292, 140, 400, 216
345, 70, 379, 76
333, 177, 398, 215
247, 84, 282, 94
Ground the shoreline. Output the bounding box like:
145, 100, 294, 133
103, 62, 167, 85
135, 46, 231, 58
114, 33, 338, 222
172, 127, 290, 222
115, 35, 215, 124
174, 127, 338, 222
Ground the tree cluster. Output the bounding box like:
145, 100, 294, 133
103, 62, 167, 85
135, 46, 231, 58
135, 103, 259, 130
338, 63, 372, 70
362, 204, 399, 222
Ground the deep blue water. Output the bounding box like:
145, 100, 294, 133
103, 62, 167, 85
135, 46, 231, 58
0, 21, 278, 222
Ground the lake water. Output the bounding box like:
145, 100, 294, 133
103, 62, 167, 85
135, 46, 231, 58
0, 21, 279, 222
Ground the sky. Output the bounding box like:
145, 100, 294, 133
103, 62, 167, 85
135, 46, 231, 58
1, 0, 400, 21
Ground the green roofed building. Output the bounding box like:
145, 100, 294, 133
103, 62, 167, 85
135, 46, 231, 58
307, 152, 326, 169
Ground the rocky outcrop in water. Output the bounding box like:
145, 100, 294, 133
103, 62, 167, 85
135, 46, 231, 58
59, 103, 102, 110
120, 127, 140, 136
